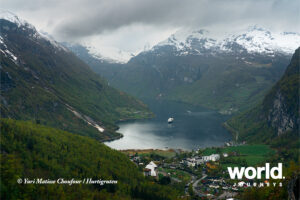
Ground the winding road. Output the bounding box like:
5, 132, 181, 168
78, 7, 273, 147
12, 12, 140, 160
192, 174, 208, 197
185, 173, 208, 197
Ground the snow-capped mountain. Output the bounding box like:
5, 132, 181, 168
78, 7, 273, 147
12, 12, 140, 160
65, 25, 299, 65
152, 25, 300, 56
0, 10, 68, 58
0, 10, 34, 29
68, 25, 299, 64
85, 45, 135, 64
63, 41, 138, 64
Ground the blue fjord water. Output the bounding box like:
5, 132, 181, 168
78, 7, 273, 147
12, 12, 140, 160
105, 100, 232, 150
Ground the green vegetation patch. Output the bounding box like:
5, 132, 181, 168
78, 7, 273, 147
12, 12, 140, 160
203, 144, 275, 166
223, 144, 275, 156
0, 118, 180, 200
122, 149, 176, 159
158, 168, 191, 183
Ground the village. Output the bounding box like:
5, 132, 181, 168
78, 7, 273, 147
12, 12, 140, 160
122, 142, 275, 199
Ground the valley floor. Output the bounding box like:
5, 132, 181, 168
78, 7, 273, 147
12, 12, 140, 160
121, 143, 276, 199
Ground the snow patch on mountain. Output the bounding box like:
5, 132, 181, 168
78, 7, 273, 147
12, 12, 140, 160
4, 49, 17, 61
86, 45, 136, 64
0, 35, 19, 64
230, 26, 300, 54
157, 28, 217, 50
0, 48, 18, 64
39, 31, 69, 52
0, 10, 35, 30
0, 35, 4, 45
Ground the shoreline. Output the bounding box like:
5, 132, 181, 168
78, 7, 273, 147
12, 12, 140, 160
101, 112, 155, 143
119, 148, 186, 155
101, 133, 123, 143
223, 121, 239, 142
116, 113, 155, 124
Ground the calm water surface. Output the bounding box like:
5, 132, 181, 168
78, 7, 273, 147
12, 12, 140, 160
105, 100, 232, 150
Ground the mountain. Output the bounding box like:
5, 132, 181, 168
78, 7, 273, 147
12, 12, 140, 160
226, 48, 299, 199
0, 11, 152, 141
263, 48, 299, 135
61, 42, 125, 80
84, 44, 136, 64
154, 26, 299, 56
227, 47, 299, 142
68, 26, 297, 113
0, 118, 179, 200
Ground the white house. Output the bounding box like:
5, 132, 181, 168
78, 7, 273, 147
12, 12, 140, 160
211, 154, 220, 161
238, 181, 246, 187
144, 161, 157, 176
202, 154, 220, 162
209, 185, 220, 189
186, 161, 196, 167
184, 158, 197, 167
196, 158, 204, 165
183, 157, 204, 167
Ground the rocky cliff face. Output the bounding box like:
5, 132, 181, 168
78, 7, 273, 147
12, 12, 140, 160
264, 47, 299, 136
267, 91, 296, 135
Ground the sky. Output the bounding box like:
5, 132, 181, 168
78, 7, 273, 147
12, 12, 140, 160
1, 0, 299, 62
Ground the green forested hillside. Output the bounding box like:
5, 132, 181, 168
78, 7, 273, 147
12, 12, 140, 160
0, 118, 179, 200
228, 47, 299, 142
0, 18, 152, 141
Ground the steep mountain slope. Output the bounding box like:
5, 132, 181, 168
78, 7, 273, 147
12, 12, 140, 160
227, 47, 299, 142
0, 12, 151, 141
61, 43, 125, 80
262, 48, 299, 135
227, 48, 299, 200
69, 26, 296, 113
0, 118, 179, 200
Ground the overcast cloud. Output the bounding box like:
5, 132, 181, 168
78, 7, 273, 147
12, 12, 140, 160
1, 0, 299, 61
